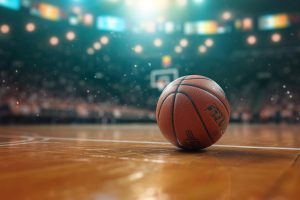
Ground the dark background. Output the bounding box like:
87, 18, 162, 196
0, 0, 300, 124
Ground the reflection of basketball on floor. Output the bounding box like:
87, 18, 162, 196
156, 75, 231, 150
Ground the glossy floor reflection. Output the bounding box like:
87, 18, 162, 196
0, 124, 299, 200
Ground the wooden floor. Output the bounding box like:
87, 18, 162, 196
0, 124, 299, 200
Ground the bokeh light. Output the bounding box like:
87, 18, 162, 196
49, 36, 59, 46
174, 46, 182, 54
154, 38, 162, 47
66, 31, 76, 41
0, 24, 10, 34
247, 35, 257, 45
100, 36, 109, 45
87, 48, 94, 55
222, 11, 232, 20
271, 33, 281, 43
179, 38, 188, 47
133, 45, 143, 54
25, 22, 36, 32
93, 42, 102, 50
204, 38, 214, 47
198, 45, 207, 53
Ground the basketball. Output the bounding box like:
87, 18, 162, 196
156, 75, 230, 150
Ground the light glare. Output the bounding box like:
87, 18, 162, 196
133, 45, 143, 54
205, 39, 214, 47
66, 31, 76, 41
271, 33, 281, 43
179, 38, 188, 47
247, 35, 257, 45
26, 23, 36, 32
0, 24, 10, 34
49, 36, 59, 46
100, 36, 109, 45
154, 38, 162, 47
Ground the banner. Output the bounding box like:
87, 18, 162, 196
0, 0, 20, 10
97, 16, 125, 32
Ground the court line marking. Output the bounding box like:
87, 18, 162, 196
22, 135, 300, 151
0, 135, 36, 146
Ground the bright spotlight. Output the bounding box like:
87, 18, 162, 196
93, 42, 102, 50
87, 48, 94, 55
198, 45, 207, 53
271, 33, 281, 43
177, 0, 187, 7
49, 36, 59, 46
154, 38, 162, 47
126, 0, 169, 18
193, 0, 204, 4
125, 0, 134, 6
26, 23, 36, 32
100, 36, 109, 45
174, 46, 182, 54
0, 24, 10, 34
247, 35, 257, 45
222, 11, 232, 20
204, 38, 214, 47
179, 38, 188, 47
133, 45, 143, 54
66, 31, 76, 41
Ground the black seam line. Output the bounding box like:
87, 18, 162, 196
160, 77, 185, 93
184, 77, 211, 81
178, 84, 230, 116
171, 76, 187, 147
177, 91, 214, 144
157, 92, 177, 121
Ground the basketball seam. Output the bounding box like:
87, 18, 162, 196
171, 76, 187, 148
178, 84, 230, 116
156, 92, 177, 121
177, 91, 214, 144
184, 77, 211, 81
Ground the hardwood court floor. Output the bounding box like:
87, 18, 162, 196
0, 124, 299, 200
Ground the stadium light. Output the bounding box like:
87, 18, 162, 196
204, 38, 214, 47
125, 0, 134, 6
83, 13, 93, 25
25, 23, 36, 32
49, 36, 59, 46
193, 0, 204, 4
198, 45, 207, 54
154, 38, 162, 47
133, 44, 143, 54
271, 33, 281, 43
174, 46, 182, 54
247, 35, 257, 45
87, 48, 94, 55
126, 0, 169, 19
243, 18, 253, 29
177, 0, 188, 7
179, 38, 188, 47
72, 6, 81, 14
66, 31, 76, 41
100, 36, 109, 45
0, 24, 10, 34
93, 42, 102, 50
222, 11, 232, 20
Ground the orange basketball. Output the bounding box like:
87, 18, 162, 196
156, 75, 230, 150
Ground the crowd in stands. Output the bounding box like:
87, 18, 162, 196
0, 12, 300, 124
1, 58, 299, 124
